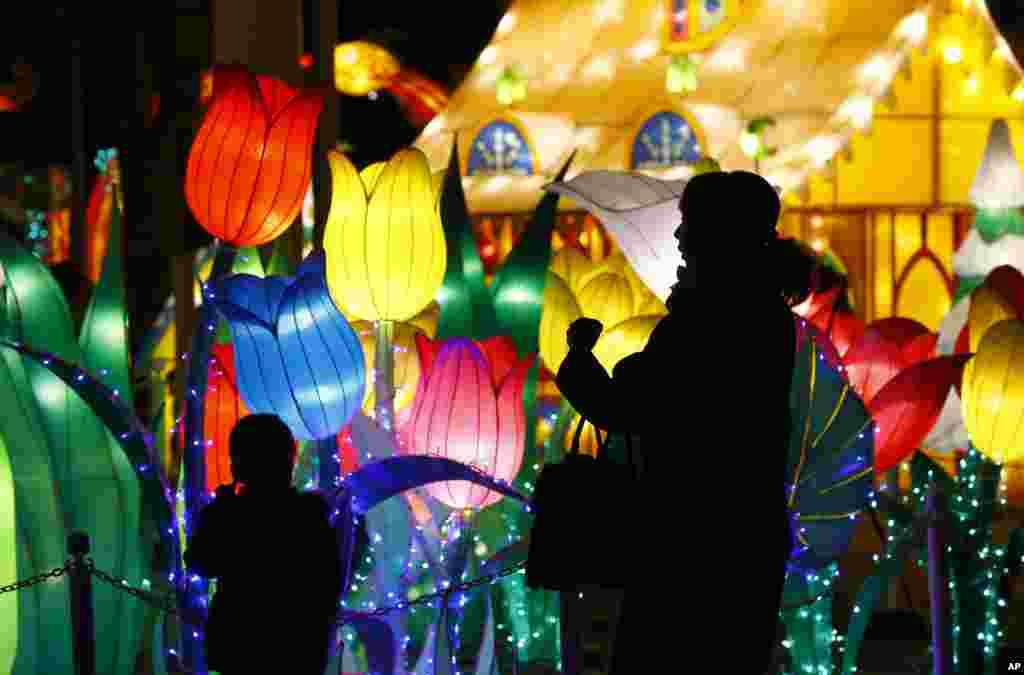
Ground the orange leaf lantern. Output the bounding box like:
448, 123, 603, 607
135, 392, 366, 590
843, 317, 935, 405
401, 335, 535, 509
84, 171, 115, 284
185, 64, 324, 246
868, 354, 971, 472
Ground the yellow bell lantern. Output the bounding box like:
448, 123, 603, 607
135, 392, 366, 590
323, 148, 447, 322
334, 41, 401, 96
577, 272, 636, 331
967, 284, 1018, 352
538, 272, 582, 373
593, 314, 662, 372
550, 246, 598, 295
962, 319, 1024, 464
352, 320, 423, 418
636, 290, 669, 316
600, 253, 654, 302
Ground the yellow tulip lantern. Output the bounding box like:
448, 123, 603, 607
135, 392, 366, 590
538, 272, 582, 373
323, 148, 446, 431
967, 284, 1018, 352
577, 272, 636, 331
961, 319, 1024, 466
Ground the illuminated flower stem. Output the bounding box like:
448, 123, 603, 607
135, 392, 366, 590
180, 241, 236, 675
374, 320, 397, 434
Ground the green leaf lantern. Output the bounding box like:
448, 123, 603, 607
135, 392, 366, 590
0, 232, 150, 674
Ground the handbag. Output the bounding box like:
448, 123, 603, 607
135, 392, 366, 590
525, 416, 637, 591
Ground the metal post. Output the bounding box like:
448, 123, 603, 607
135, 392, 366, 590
68, 531, 95, 675
926, 485, 954, 675
560, 590, 582, 675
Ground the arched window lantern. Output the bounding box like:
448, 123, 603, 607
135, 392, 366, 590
466, 120, 534, 176
629, 111, 704, 170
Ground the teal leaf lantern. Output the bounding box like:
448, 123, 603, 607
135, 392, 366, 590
787, 317, 875, 572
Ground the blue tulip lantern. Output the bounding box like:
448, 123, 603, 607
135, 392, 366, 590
214, 250, 367, 458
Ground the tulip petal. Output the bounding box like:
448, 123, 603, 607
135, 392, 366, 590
236, 92, 323, 246
275, 252, 366, 440
215, 301, 307, 435
256, 76, 300, 124
492, 354, 533, 505
360, 162, 386, 194
324, 151, 373, 319
215, 273, 289, 328
186, 66, 261, 240
211, 74, 268, 244
363, 149, 446, 321
477, 335, 519, 390
403, 338, 520, 509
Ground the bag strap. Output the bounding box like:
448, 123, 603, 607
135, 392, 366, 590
572, 416, 638, 479
570, 416, 608, 457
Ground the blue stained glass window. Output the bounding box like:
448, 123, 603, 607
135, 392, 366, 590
467, 120, 534, 176
630, 111, 703, 170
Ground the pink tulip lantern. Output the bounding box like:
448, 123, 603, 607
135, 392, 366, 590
401, 334, 535, 509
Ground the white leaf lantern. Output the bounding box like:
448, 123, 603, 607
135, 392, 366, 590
545, 171, 687, 301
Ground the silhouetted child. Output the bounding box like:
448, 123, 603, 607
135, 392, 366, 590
557, 171, 813, 673
185, 414, 342, 675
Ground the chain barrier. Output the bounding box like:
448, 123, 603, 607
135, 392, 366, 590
87, 560, 181, 617
0, 562, 71, 595
6, 556, 829, 621
340, 560, 528, 622
2, 556, 530, 627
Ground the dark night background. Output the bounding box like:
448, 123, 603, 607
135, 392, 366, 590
0, 1, 508, 349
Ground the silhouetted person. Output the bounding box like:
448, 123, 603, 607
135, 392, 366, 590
184, 414, 342, 675
557, 170, 812, 673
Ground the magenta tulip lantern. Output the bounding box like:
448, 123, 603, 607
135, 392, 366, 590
400, 335, 535, 509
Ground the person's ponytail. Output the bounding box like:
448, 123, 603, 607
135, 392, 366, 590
767, 236, 815, 307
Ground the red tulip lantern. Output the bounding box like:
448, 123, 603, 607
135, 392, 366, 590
401, 335, 535, 509
843, 318, 936, 405
185, 65, 324, 246
175, 343, 249, 491
868, 355, 971, 472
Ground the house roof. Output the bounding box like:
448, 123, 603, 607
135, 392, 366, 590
415, 0, 1019, 212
